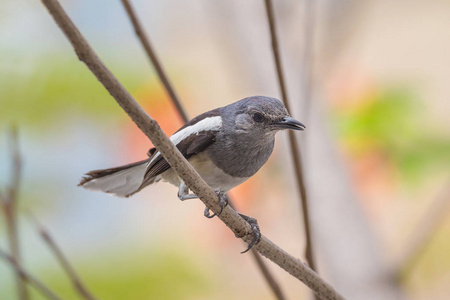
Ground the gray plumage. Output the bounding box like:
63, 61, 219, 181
79, 96, 305, 198
208, 96, 286, 177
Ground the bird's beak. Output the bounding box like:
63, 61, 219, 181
272, 116, 306, 131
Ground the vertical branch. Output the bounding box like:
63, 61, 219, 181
0, 249, 62, 300
9, 126, 22, 201
263, 0, 317, 273
27, 213, 98, 300
120, 1, 286, 299
301, 0, 316, 116
0, 126, 29, 300
120, 0, 189, 123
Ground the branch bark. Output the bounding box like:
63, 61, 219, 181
119, 1, 286, 298
39, 0, 345, 298
120, 0, 188, 123
263, 0, 317, 272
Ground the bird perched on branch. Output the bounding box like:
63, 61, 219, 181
79, 96, 305, 252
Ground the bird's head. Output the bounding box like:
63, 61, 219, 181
224, 96, 305, 136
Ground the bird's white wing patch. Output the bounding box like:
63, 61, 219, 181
171, 116, 222, 145
148, 116, 222, 165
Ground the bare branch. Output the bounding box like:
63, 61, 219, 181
26, 213, 97, 300
0, 248, 62, 300
227, 199, 287, 299
39, 0, 344, 298
301, 0, 316, 116
263, 0, 317, 273
119, 1, 286, 298
395, 181, 450, 281
120, 0, 189, 123
8, 125, 22, 202
0, 126, 29, 300
1, 128, 93, 300
250, 249, 287, 300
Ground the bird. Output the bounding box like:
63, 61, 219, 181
79, 96, 305, 252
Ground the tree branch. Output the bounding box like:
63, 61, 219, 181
263, 0, 317, 273
39, 0, 344, 298
119, 1, 286, 298
0, 126, 29, 300
119, 0, 189, 123
26, 213, 97, 300
250, 249, 287, 300
301, 0, 316, 116
0, 248, 61, 300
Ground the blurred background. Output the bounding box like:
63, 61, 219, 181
1, 0, 449, 299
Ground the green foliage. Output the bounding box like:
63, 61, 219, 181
0, 53, 147, 129
333, 87, 450, 183
27, 247, 213, 300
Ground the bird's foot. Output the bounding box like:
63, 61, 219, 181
203, 189, 228, 219
177, 181, 198, 201
236, 213, 261, 254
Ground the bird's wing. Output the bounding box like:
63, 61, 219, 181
141, 108, 222, 186
142, 131, 216, 184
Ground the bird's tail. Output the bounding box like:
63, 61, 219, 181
78, 159, 152, 197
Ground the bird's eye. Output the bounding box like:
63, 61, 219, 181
253, 113, 264, 123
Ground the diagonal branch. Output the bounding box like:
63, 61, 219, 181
119, 1, 286, 299
228, 199, 287, 300
250, 249, 286, 300
263, 0, 317, 273
120, 0, 189, 123
39, 0, 345, 298
26, 213, 97, 300
0, 126, 29, 300
0, 248, 62, 300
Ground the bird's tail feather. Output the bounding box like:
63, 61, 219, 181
78, 159, 152, 197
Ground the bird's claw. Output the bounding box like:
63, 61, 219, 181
237, 213, 261, 254
203, 189, 228, 219
203, 206, 216, 218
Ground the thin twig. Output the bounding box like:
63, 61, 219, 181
0, 248, 62, 300
120, 0, 189, 123
250, 250, 287, 300
228, 200, 287, 300
39, 1, 345, 298
0, 126, 29, 300
26, 212, 97, 300
9, 125, 22, 202
301, 0, 316, 116
395, 181, 450, 281
263, 0, 317, 273
120, 1, 286, 298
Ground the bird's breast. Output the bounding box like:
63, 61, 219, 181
207, 135, 275, 178
159, 152, 249, 192
188, 152, 249, 191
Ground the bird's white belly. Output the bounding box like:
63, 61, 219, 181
159, 152, 249, 192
